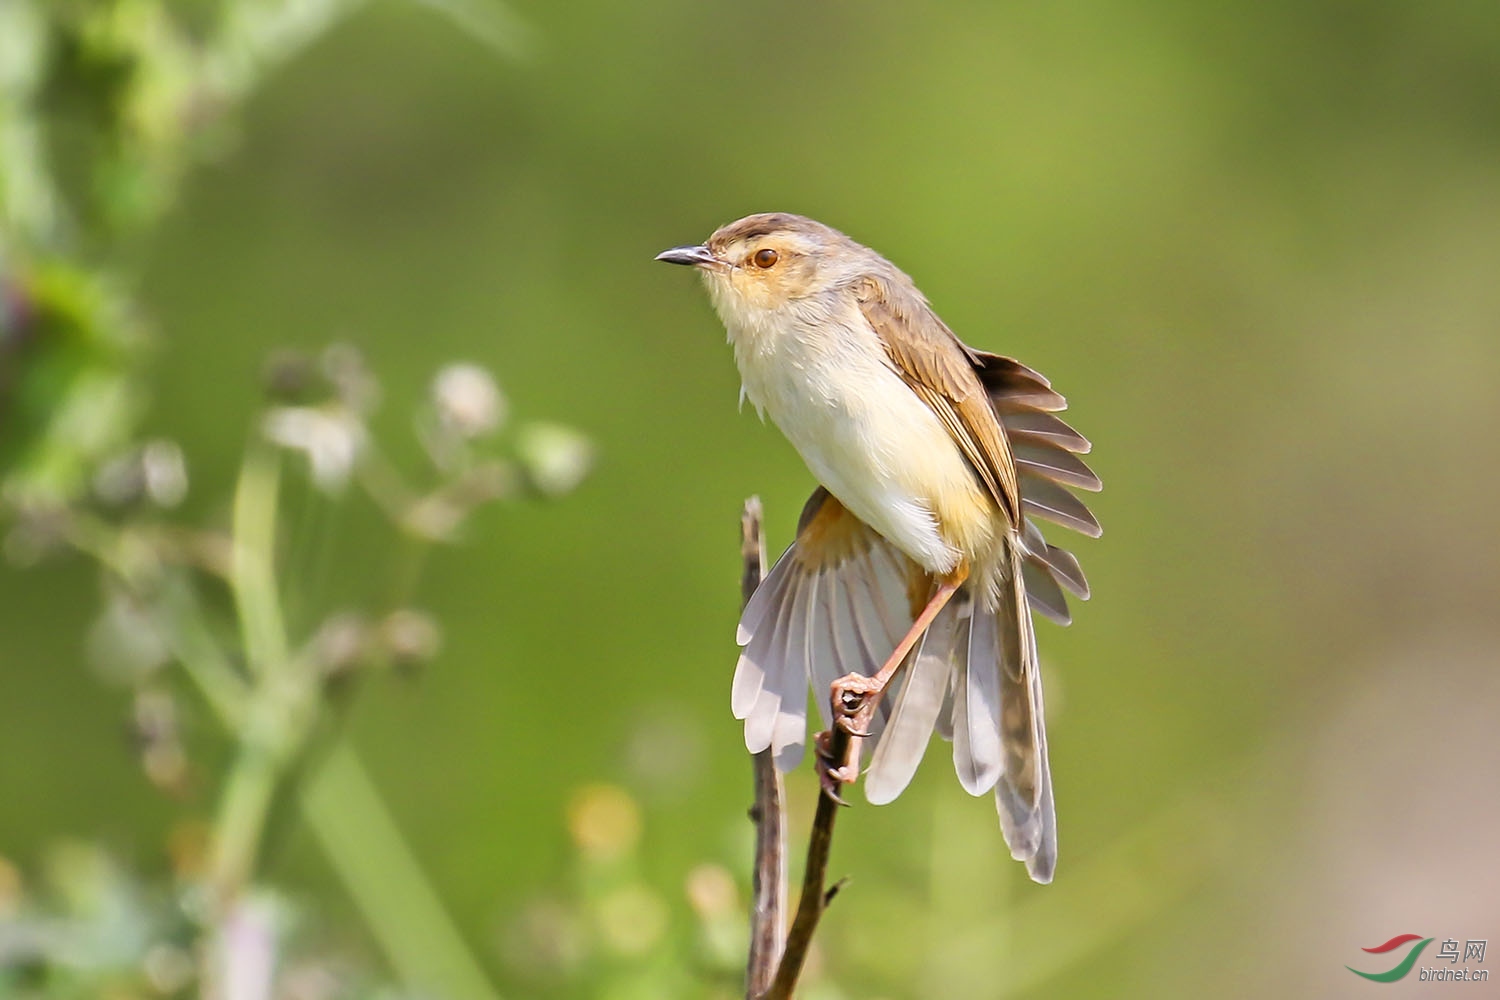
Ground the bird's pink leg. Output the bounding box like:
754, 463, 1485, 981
818, 570, 967, 799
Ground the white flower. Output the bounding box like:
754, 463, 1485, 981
432, 362, 506, 439
141, 439, 188, 507
517, 423, 592, 497
262, 406, 365, 491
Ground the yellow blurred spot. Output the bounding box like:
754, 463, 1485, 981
143, 942, 195, 994
596, 885, 667, 957
166, 820, 212, 880
566, 784, 641, 862
685, 863, 738, 921
0, 854, 21, 917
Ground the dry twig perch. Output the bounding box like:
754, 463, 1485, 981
741, 498, 850, 1000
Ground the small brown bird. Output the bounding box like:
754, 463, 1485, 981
657, 213, 1099, 882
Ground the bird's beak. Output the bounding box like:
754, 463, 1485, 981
655, 244, 718, 267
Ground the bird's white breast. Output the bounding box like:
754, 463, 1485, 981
710, 286, 978, 575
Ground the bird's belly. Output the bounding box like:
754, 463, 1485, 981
741, 338, 986, 575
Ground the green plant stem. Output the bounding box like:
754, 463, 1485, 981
158, 577, 249, 729
211, 445, 304, 904
301, 741, 503, 1000
231, 444, 289, 679
205, 439, 501, 994
207, 727, 283, 900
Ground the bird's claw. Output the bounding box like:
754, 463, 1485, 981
816, 728, 864, 803
818, 770, 849, 806
813, 673, 894, 805
814, 729, 859, 806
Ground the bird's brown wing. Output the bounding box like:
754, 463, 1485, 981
853, 276, 1021, 526
854, 277, 1102, 884
976, 350, 1101, 623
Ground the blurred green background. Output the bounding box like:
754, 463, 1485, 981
3, 1, 1499, 997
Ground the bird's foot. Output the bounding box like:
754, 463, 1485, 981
831, 672, 883, 738
814, 729, 860, 805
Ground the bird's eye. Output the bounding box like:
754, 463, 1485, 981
753, 248, 779, 269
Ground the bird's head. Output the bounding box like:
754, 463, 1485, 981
656, 213, 868, 318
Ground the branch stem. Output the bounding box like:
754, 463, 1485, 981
762, 727, 848, 1000
742, 499, 786, 998
741, 497, 849, 1000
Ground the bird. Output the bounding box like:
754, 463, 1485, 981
656, 213, 1099, 883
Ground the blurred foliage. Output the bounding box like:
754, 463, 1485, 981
1, 0, 524, 501
3, 1, 1500, 999
1, 1, 599, 998
0, 261, 142, 506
